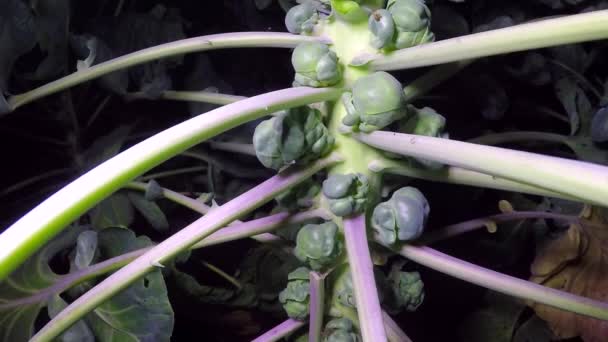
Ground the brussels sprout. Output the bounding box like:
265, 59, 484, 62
295, 221, 343, 270
276, 179, 321, 211
331, 265, 386, 309
369, 9, 395, 49
279, 267, 311, 320
342, 72, 408, 132
369, 0, 434, 50
591, 107, 608, 143
253, 106, 335, 170
383, 262, 425, 314
323, 318, 361, 342
285, 3, 319, 34
322, 173, 369, 216
292, 42, 342, 87
371, 186, 429, 245
399, 105, 448, 169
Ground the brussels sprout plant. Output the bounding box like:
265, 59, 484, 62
2, 1, 608, 341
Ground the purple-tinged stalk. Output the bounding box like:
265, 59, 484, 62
389, 244, 608, 320
369, 10, 608, 70
251, 319, 306, 342
31, 154, 342, 341
419, 210, 602, 244
356, 131, 608, 206
0, 208, 327, 312
343, 215, 387, 342
382, 311, 412, 342
0, 86, 342, 282
5, 32, 328, 113
308, 271, 326, 341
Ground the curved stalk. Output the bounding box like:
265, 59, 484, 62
468, 131, 571, 146
370, 10, 608, 71
368, 158, 586, 203
0, 87, 342, 281
356, 131, 608, 207
159, 90, 246, 105
4, 33, 327, 113
32, 155, 341, 341
391, 244, 608, 320
251, 319, 306, 342
342, 215, 387, 342
0, 208, 327, 311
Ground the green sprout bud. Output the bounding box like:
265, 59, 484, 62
253, 106, 334, 170
371, 186, 429, 245
276, 179, 321, 211
285, 3, 319, 34
295, 222, 343, 270
322, 173, 369, 216
383, 261, 425, 314
279, 267, 311, 320
399, 105, 448, 169
292, 42, 342, 87
369, 0, 434, 50
342, 72, 408, 132
324, 318, 361, 342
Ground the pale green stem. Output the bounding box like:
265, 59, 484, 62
370, 10, 608, 71
356, 131, 608, 206
251, 319, 306, 342
31, 154, 341, 341
0, 87, 342, 281
468, 131, 571, 146
382, 311, 412, 342
209, 141, 257, 156
308, 271, 325, 341
368, 158, 588, 204
138, 166, 207, 182
200, 260, 242, 290
0, 208, 326, 310
403, 60, 474, 103
160, 90, 246, 105
5, 32, 327, 113
124, 181, 211, 214
342, 215, 387, 342
390, 244, 608, 320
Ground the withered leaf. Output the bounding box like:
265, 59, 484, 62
529, 207, 608, 341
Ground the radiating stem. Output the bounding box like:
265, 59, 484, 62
138, 166, 207, 181
382, 311, 412, 342
0, 208, 327, 311
308, 271, 325, 341
5, 33, 327, 113
31, 155, 341, 341
0, 87, 342, 281
342, 215, 387, 342
390, 244, 608, 320
251, 319, 306, 342
468, 131, 571, 146
209, 141, 257, 156
370, 10, 608, 71
356, 131, 608, 206
419, 210, 601, 244
200, 260, 242, 289
159, 90, 246, 105
368, 158, 584, 203
403, 60, 474, 103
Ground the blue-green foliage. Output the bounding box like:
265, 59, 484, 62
279, 267, 311, 320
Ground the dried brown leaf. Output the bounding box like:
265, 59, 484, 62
529, 207, 608, 341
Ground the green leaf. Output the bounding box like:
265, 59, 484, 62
554, 77, 592, 135
87, 228, 174, 341
127, 192, 170, 232
47, 295, 95, 342
0, 226, 84, 340
90, 192, 135, 230
73, 230, 98, 270
458, 291, 526, 342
